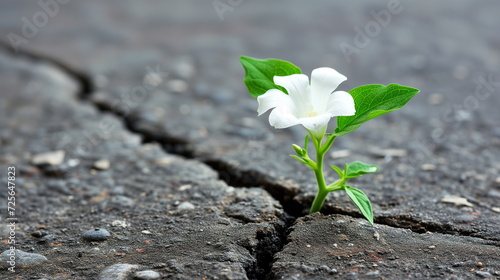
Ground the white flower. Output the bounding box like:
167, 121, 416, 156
257, 67, 356, 139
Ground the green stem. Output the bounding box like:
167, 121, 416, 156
309, 133, 336, 213
310, 188, 329, 213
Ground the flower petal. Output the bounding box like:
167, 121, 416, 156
268, 106, 300, 129
298, 113, 333, 132
257, 89, 293, 116
327, 91, 356, 116
273, 74, 310, 115
310, 67, 347, 113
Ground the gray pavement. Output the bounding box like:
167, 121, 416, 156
1, 1, 499, 279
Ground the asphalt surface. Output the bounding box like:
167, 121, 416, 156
0, 1, 499, 279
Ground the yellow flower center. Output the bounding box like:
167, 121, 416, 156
306, 104, 318, 117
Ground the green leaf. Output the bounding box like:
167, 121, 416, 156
303, 135, 309, 151
290, 155, 307, 164
345, 161, 378, 178
343, 185, 374, 225
330, 165, 344, 178
334, 84, 419, 136
240, 56, 301, 98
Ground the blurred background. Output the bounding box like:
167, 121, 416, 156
2, 0, 499, 137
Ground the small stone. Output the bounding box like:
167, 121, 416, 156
110, 195, 135, 207
31, 230, 47, 238
330, 149, 351, 159
111, 220, 130, 228
0, 249, 47, 268
428, 245, 436, 249
421, 163, 436, 171
366, 270, 380, 276
492, 207, 500, 213
83, 228, 110, 241
93, 159, 110, 170
369, 148, 407, 158
134, 270, 161, 279
440, 196, 474, 207
98, 264, 139, 280
178, 184, 192, 191
153, 157, 175, 166
177, 201, 195, 210
475, 271, 493, 278
67, 159, 80, 167
31, 150, 65, 166
141, 230, 153, 235
477, 262, 483, 267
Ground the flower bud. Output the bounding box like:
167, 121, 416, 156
292, 144, 306, 157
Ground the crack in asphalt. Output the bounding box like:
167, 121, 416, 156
0, 44, 291, 280
3, 44, 497, 278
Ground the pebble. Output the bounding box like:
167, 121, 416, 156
31, 230, 47, 238
495, 177, 500, 184
31, 150, 65, 166
440, 196, 474, 207
0, 249, 47, 268
83, 228, 111, 241
177, 201, 195, 210
475, 271, 493, 278
488, 190, 500, 198
93, 159, 111, 170
369, 148, 407, 158
488, 189, 500, 198
98, 263, 139, 280
330, 149, 351, 159
134, 270, 161, 279
366, 270, 380, 276
111, 220, 130, 228
110, 195, 135, 207
420, 163, 436, 171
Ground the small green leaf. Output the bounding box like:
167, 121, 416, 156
343, 185, 374, 225
334, 84, 419, 136
330, 165, 344, 178
290, 155, 307, 164
303, 135, 309, 151
240, 56, 301, 98
345, 161, 378, 178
